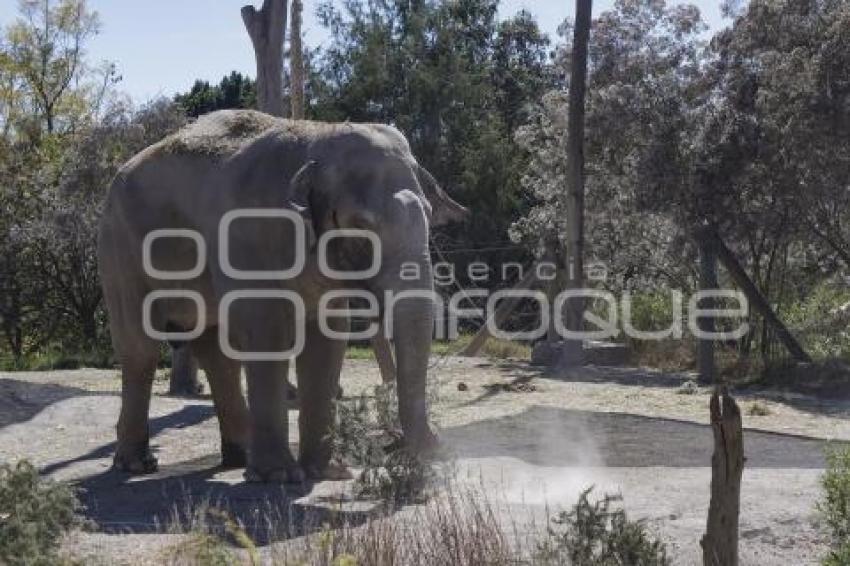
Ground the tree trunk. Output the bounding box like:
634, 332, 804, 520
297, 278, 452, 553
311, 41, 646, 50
242, 0, 288, 117
289, 0, 305, 119
701, 388, 744, 566
371, 324, 396, 384
698, 234, 719, 384
169, 346, 201, 396
562, 0, 592, 333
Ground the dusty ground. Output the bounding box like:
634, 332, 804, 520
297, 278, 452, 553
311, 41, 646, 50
0, 357, 847, 564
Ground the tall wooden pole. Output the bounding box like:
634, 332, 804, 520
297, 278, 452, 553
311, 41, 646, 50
242, 0, 288, 117
563, 0, 592, 334
697, 234, 718, 384
290, 0, 305, 119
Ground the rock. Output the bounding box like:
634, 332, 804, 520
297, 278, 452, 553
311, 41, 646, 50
531, 340, 628, 368
531, 340, 584, 368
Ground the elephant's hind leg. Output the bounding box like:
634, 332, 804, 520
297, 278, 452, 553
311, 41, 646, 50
191, 328, 249, 468
297, 318, 351, 480
114, 340, 160, 474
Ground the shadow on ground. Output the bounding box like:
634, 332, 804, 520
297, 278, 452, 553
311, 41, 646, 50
0, 378, 92, 429
40, 404, 217, 476
74, 459, 372, 545
56, 403, 838, 545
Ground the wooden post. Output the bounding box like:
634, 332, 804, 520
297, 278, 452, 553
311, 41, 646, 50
461, 267, 539, 357
242, 0, 288, 117
169, 346, 201, 396
562, 0, 593, 333
701, 388, 744, 566
698, 234, 718, 384
705, 228, 812, 363
289, 0, 305, 119
371, 325, 396, 384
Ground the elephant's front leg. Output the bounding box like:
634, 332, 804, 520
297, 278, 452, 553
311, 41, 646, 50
244, 359, 304, 483
297, 317, 351, 480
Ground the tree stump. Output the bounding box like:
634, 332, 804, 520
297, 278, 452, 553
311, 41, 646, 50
701, 388, 745, 566
242, 0, 288, 117
371, 330, 396, 384
169, 346, 202, 396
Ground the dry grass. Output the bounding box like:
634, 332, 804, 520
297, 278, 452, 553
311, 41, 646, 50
274, 486, 518, 566
160, 480, 669, 566
676, 380, 700, 395
155, 482, 520, 566
348, 337, 532, 362
627, 338, 695, 372
746, 401, 772, 417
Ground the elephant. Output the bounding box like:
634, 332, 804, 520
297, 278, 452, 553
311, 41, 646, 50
97, 109, 467, 482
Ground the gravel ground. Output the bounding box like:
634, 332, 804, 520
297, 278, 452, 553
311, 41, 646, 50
0, 357, 846, 564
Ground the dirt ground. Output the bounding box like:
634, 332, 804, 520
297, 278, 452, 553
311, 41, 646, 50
1, 356, 847, 564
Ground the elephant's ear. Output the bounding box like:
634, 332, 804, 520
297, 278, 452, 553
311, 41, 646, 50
289, 160, 323, 237
290, 160, 319, 208
414, 165, 469, 226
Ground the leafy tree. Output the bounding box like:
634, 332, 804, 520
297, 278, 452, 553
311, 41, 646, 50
174, 71, 256, 118
312, 0, 554, 264
0, 0, 187, 364
5, 0, 102, 136
512, 0, 706, 292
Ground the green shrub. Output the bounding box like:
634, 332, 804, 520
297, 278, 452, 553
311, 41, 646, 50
0, 348, 114, 371
820, 447, 850, 564
823, 542, 850, 566
537, 487, 669, 566
330, 390, 435, 504
0, 461, 80, 566
623, 292, 679, 336
783, 280, 850, 360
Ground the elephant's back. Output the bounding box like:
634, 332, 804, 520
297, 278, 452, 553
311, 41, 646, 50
155, 110, 283, 160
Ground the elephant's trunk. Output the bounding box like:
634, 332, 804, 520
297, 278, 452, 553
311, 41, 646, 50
382, 256, 439, 453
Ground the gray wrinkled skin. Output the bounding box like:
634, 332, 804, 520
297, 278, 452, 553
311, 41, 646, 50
98, 110, 466, 482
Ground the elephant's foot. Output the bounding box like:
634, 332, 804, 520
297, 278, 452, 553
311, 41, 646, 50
113, 441, 158, 474
244, 451, 305, 483
220, 441, 247, 469
303, 459, 353, 481
402, 426, 441, 458
244, 463, 305, 484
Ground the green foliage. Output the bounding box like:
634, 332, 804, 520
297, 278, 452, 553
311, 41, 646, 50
782, 279, 850, 360
823, 542, 850, 566
820, 446, 850, 564
313, 0, 554, 257
537, 487, 669, 566
0, 347, 113, 371
0, 461, 80, 566
624, 292, 680, 335
4, 0, 103, 136
330, 390, 434, 504
174, 72, 256, 118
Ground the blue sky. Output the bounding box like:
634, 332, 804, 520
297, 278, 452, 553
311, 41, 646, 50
0, 1, 727, 104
